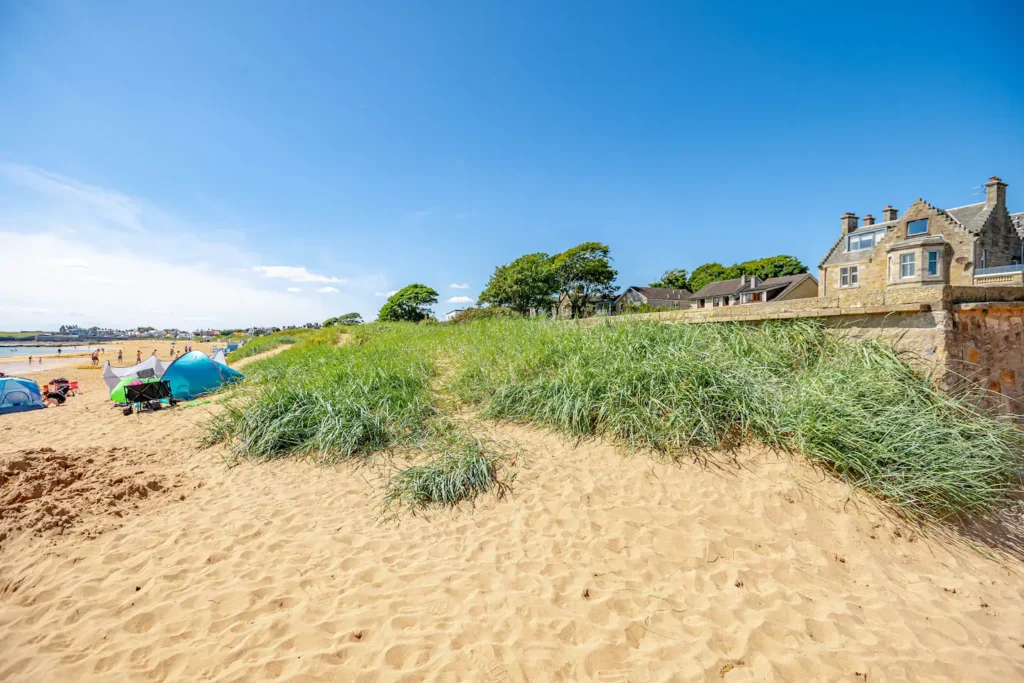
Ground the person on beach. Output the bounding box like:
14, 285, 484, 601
91, 351, 99, 366
136, 350, 142, 363
57, 348, 61, 356
28, 355, 32, 364
117, 349, 123, 363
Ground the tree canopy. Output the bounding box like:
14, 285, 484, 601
324, 312, 363, 327
552, 241, 618, 319
477, 252, 559, 314
377, 284, 438, 322
687, 255, 808, 293
648, 268, 690, 291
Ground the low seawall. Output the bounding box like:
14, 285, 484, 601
585, 285, 1024, 413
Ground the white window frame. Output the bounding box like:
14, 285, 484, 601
847, 230, 882, 252
926, 250, 940, 277
900, 253, 916, 279
713, 296, 721, 307
839, 265, 859, 288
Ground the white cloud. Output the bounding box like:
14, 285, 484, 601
447, 296, 473, 304
450, 283, 469, 289
0, 162, 384, 330
316, 286, 339, 294
374, 290, 399, 297
252, 265, 346, 283
287, 287, 302, 293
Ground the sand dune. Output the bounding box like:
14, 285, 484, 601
1, 341, 1023, 682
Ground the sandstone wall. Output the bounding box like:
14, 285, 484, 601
589, 286, 1024, 413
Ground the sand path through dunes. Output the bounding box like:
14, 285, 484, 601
2, 409, 1023, 681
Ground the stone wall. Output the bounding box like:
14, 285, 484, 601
589, 286, 1024, 413
947, 302, 1024, 412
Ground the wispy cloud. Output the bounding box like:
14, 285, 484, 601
316, 286, 339, 294
447, 296, 473, 304
374, 290, 398, 297
287, 287, 302, 293
450, 283, 469, 289
0, 162, 380, 329
253, 265, 346, 284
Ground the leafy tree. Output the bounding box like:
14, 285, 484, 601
137, 326, 155, 333
552, 242, 618, 319
688, 255, 808, 293
324, 312, 363, 327
738, 255, 807, 280
648, 268, 690, 291
378, 284, 439, 322
478, 252, 559, 314
688, 263, 730, 294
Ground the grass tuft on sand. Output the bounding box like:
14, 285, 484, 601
207, 317, 1023, 521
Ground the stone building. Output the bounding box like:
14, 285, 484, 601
819, 177, 1024, 297
613, 286, 692, 313
690, 273, 818, 309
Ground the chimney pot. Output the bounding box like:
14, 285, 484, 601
863, 214, 875, 226
985, 176, 1007, 207
882, 205, 898, 222
841, 212, 859, 235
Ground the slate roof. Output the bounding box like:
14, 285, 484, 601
818, 221, 897, 268
734, 273, 815, 298
945, 202, 991, 232
690, 278, 746, 299
1012, 212, 1024, 239
626, 286, 691, 301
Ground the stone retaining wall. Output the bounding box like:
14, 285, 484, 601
583, 285, 1024, 413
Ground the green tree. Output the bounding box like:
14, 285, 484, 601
648, 268, 690, 291
552, 242, 618, 319
378, 284, 439, 322
324, 312, 363, 327
478, 252, 559, 314
687, 263, 729, 294
737, 255, 807, 280
688, 255, 808, 294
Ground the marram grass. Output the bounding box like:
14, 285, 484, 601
207, 317, 1023, 521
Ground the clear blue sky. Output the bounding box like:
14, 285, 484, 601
1, 1, 1022, 328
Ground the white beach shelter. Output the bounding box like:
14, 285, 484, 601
101, 356, 169, 392
210, 349, 227, 365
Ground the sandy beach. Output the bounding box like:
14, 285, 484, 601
1, 341, 1023, 682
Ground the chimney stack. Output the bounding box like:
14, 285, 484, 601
841, 212, 859, 235
883, 205, 898, 222
986, 176, 1007, 207
863, 214, 875, 226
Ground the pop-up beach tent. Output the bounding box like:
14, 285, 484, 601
161, 351, 244, 400
109, 376, 165, 403
102, 356, 167, 393
0, 377, 45, 415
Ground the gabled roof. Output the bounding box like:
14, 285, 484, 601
819, 221, 897, 268
944, 202, 991, 232
622, 286, 691, 301
1012, 212, 1024, 239
734, 273, 815, 298
690, 278, 746, 299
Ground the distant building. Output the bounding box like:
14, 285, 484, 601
553, 291, 616, 318
445, 309, 464, 322
691, 273, 817, 309
614, 286, 692, 313
819, 176, 1024, 295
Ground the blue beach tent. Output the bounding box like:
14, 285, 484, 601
160, 351, 244, 400
0, 377, 45, 415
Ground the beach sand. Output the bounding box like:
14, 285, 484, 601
1, 340, 1023, 681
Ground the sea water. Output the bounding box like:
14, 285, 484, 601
0, 345, 94, 357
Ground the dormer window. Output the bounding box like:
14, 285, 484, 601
847, 230, 881, 251
907, 219, 929, 236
